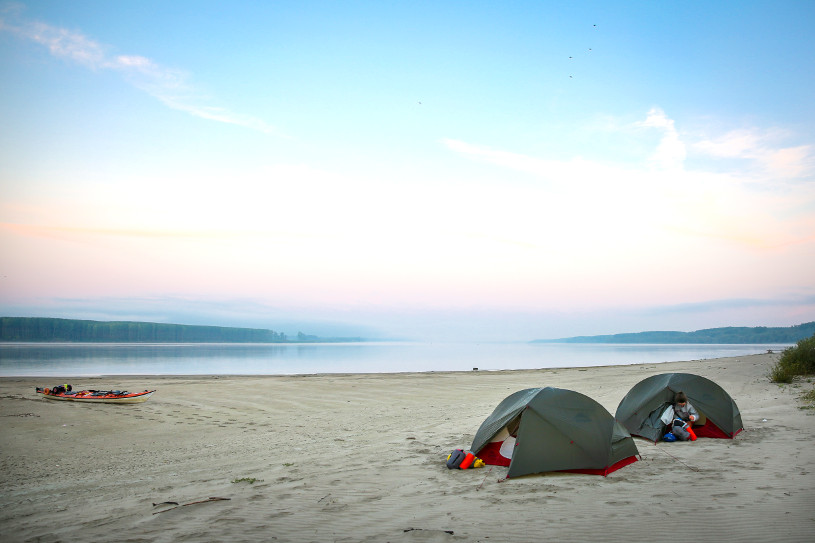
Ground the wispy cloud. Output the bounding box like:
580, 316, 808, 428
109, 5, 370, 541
441, 139, 556, 177
641, 295, 815, 316
0, 221, 326, 249
442, 108, 815, 251
0, 222, 229, 241
635, 107, 687, 170
440, 138, 619, 183
444, 107, 815, 185
0, 8, 276, 134
444, 108, 814, 187
442, 108, 693, 180
693, 128, 814, 181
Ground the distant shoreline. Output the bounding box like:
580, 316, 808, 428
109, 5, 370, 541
533, 321, 814, 344
0, 317, 365, 344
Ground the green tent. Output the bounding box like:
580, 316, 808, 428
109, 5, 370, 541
470, 387, 639, 478
615, 373, 743, 442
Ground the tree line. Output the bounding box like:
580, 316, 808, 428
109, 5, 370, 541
533, 321, 815, 344
0, 317, 289, 343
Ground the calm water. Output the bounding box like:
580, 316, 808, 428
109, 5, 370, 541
0, 342, 789, 377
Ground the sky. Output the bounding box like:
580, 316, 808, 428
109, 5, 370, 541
1, 1, 814, 342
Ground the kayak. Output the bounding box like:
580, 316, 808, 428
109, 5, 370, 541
35, 387, 155, 404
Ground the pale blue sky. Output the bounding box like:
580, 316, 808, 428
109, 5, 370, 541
1, 1, 814, 341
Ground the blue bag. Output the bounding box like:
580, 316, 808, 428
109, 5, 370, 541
663, 432, 677, 442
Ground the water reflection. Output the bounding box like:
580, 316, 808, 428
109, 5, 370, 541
0, 342, 788, 377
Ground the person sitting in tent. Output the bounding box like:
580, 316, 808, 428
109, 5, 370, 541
660, 391, 699, 441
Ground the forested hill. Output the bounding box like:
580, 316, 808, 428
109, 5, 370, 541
0, 317, 361, 343
532, 321, 815, 344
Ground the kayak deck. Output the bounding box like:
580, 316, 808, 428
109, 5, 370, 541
35, 387, 155, 403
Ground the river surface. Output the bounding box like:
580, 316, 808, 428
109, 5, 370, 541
0, 342, 788, 377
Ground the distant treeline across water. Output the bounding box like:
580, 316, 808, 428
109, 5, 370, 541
0, 317, 359, 343
534, 321, 815, 344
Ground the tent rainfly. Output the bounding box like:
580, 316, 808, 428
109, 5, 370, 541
470, 387, 639, 478
615, 373, 743, 442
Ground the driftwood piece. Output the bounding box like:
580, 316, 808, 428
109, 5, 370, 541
152, 497, 231, 514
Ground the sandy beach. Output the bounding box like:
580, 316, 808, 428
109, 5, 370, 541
1, 352, 813, 542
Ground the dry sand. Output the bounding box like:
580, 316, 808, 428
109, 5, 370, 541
1, 353, 813, 542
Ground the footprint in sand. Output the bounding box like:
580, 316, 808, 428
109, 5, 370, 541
711, 492, 738, 498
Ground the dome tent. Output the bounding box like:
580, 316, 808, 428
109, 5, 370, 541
470, 387, 639, 478
615, 373, 743, 442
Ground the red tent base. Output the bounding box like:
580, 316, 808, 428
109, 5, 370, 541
477, 441, 638, 476
690, 421, 743, 439
560, 455, 638, 476
477, 441, 511, 467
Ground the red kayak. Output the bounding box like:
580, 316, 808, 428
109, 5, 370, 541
36, 386, 155, 404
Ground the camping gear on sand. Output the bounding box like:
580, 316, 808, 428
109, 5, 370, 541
446, 449, 485, 469
615, 373, 743, 442
671, 418, 698, 441
35, 386, 155, 404
470, 387, 639, 478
